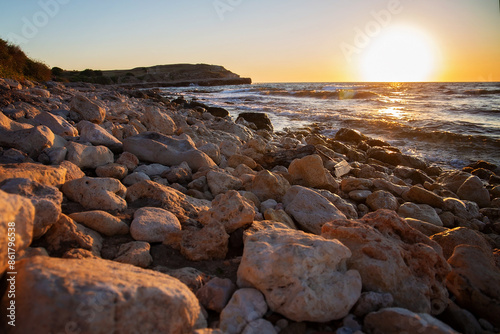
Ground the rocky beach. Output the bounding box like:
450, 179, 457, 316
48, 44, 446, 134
1, 77, 500, 334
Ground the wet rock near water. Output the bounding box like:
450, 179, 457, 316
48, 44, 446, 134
1, 78, 499, 334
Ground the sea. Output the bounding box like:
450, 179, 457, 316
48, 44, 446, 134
161, 82, 500, 169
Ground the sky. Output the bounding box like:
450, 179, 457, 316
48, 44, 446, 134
0, 0, 499, 82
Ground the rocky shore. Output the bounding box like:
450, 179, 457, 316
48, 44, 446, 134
1, 77, 499, 334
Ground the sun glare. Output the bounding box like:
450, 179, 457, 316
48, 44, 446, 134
361, 26, 437, 82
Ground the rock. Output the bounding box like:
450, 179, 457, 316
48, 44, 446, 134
249, 170, 290, 202
69, 211, 129, 236
322, 210, 450, 315
364, 307, 459, 334
206, 169, 243, 196
116, 151, 139, 171
123, 132, 216, 171
394, 165, 434, 185
140, 106, 176, 135
457, 175, 491, 207
77, 120, 123, 152
242, 319, 277, 334
446, 245, 500, 327
317, 190, 359, 219
341, 177, 373, 193
69, 94, 106, 124
199, 190, 256, 233
62, 248, 98, 259
43, 214, 102, 256
0, 124, 55, 157
335, 128, 368, 144
430, 227, 492, 260
352, 291, 394, 318
398, 202, 443, 226
236, 112, 273, 132
130, 207, 181, 243
366, 190, 399, 211
123, 171, 150, 186
156, 267, 209, 293
367, 147, 427, 170
206, 106, 229, 118
0, 178, 62, 239
0, 162, 66, 187
263, 209, 297, 229
440, 299, 485, 334
95, 163, 128, 179
334, 159, 351, 178
405, 218, 447, 237
196, 277, 237, 313
283, 185, 347, 235
66, 142, 114, 169
180, 222, 229, 261
219, 288, 269, 334
372, 178, 410, 197
30, 87, 50, 98
228, 154, 258, 169
0, 147, 31, 163
60, 160, 85, 182
38, 146, 67, 165
163, 161, 192, 184
406, 186, 445, 209
0, 256, 205, 333
114, 241, 153, 268
436, 170, 471, 194
126, 180, 210, 223
135, 163, 170, 176
33, 111, 78, 137
259, 144, 315, 169
198, 143, 221, 165
220, 139, 240, 157
238, 228, 361, 322
62, 176, 127, 211
349, 190, 372, 201
288, 154, 338, 191
0, 190, 35, 273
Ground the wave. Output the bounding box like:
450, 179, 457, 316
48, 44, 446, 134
463, 89, 500, 96
257, 89, 380, 100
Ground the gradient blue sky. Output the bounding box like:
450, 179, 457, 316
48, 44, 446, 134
1, 0, 499, 82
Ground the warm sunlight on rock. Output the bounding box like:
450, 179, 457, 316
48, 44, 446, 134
361, 26, 438, 82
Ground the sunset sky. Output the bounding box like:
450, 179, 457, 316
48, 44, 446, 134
1, 0, 499, 82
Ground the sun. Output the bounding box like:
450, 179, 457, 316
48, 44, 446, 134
360, 26, 438, 82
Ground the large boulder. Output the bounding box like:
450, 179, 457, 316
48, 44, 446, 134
126, 180, 210, 223
140, 106, 176, 135
62, 177, 127, 211
430, 227, 492, 259
130, 207, 181, 243
33, 111, 78, 137
446, 245, 500, 327
0, 178, 62, 239
69, 211, 129, 237
0, 124, 55, 157
199, 190, 256, 233
237, 228, 361, 322
0, 163, 66, 187
398, 202, 443, 227
0, 190, 35, 274
456, 175, 491, 207
283, 185, 346, 234
123, 132, 215, 171
364, 307, 459, 334
0, 256, 205, 333
206, 169, 242, 196
69, 94, 106, 124
248, 170, 290, 202
236, 112, 273, 132
322, 210, 450, 315
288, 154, 338, 191
219, 288, 268, 334
66, 142, 114, 169
76, 120, 123, 152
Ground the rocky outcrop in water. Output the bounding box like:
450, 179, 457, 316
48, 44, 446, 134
1, 77, 499, 334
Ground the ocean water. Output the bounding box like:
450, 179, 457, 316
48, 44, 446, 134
161, 82, 500, 169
